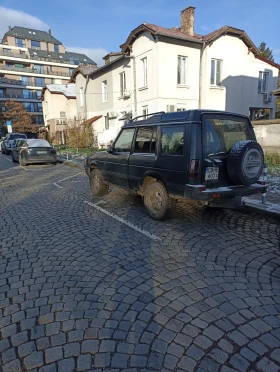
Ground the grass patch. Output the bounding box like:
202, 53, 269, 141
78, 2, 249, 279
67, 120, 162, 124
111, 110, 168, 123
54, 146, 97, 156
265, 151, 280, 170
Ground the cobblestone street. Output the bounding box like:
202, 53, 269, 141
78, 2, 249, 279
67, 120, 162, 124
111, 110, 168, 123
0, 153, 280, 372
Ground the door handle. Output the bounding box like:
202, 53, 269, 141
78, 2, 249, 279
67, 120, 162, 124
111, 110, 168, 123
145, 161, 152, 165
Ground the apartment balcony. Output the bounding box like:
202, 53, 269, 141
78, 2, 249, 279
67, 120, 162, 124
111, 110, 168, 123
0, 77, 37, 87
0, 64, 70, 77
0, 93, 41, 101
0, 46, 81, 66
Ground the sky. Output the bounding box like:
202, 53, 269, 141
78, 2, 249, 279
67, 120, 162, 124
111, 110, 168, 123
0, 0, 279, 66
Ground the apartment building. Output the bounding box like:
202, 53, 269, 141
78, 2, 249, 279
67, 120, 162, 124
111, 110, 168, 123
71, 6, 279, 147
0, 26, 96, 126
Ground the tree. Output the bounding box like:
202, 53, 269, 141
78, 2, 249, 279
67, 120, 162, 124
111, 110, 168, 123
0, 100, 40, 133
258, 42, 274, 62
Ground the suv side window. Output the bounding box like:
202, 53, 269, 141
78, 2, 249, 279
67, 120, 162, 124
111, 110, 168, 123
134, 127, 157, 153
114, 128, 135, 153
161, 126, 185, 156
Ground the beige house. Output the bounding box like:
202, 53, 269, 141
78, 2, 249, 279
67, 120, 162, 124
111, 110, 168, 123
41, 84, 76, 142
70, 6, 280, 147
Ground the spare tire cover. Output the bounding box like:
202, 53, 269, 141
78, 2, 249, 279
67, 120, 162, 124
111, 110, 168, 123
227, 140, 264, 186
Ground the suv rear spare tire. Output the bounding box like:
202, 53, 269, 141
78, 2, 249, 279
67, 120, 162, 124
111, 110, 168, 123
227, 140, 264, 186
90, 169, 109, 196
144, 181, 174, 220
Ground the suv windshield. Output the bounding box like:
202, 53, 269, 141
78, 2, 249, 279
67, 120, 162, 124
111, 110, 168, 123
204, 116, 250, 156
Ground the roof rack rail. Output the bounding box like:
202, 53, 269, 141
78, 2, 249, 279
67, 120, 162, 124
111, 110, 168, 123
129, 111, 165, 122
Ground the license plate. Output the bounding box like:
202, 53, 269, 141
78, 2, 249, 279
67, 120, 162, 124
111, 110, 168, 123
205, 167, 219, 180
37, 151, 47, 154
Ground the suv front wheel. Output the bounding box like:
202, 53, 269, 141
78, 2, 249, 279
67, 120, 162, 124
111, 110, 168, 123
144, 181, 174, 220
90, 169, 109, 196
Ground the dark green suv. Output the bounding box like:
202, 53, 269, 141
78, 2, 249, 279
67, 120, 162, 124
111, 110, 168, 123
85, 110, 265, 220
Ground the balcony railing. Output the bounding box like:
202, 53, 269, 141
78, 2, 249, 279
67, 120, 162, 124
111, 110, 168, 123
0, 64, 70, 77
0, 77, 36, 86
0, 46, 82, 66
0, 93, 41, 100
1, 50, 29, 59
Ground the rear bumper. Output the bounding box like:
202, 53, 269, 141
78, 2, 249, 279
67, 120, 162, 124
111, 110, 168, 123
184, 183, 266, 201
26, 156, 57, 164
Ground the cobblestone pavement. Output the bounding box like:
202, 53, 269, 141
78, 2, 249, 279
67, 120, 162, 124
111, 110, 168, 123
0, 153, 280, 372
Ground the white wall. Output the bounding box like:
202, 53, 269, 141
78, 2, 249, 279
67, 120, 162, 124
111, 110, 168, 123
201, 35, 278, 115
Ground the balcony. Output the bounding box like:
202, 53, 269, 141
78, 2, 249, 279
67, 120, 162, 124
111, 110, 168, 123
0, 64, 70, 77
0, 93, 41, 100
0, 77, 36, 87
0, 46, 82, 66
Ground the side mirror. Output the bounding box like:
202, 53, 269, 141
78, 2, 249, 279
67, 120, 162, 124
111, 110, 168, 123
108, 146, 114, 154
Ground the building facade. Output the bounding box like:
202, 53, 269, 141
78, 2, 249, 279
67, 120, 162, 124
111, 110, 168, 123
71, 7, 279, 147
0, 26, 96, 129
41, 84, 77, 142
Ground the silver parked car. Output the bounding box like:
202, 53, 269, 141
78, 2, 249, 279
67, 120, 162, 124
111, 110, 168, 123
12, 139, 57, 166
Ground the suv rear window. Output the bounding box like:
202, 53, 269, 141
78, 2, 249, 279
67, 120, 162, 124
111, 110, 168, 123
204, 116, 250, 155
10, 134, 27, 139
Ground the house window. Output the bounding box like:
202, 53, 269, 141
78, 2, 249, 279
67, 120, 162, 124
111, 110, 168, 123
140, 57, 147, 87
177, 56, 187, 85
120, 72, 126, 97
24, 102, 35, 112
3, 48, 11, 53
35, 77, 45, 87
102, 80, 108, 102
34, 64, 44, 73
23, 89, 31, 99
142, 106, 148, 119
258, 72, 269, 93
31, 40, 40, 50
60, 111, 66, 117
21, 76, 29, 85
80, 87, 84, 107
36, 91, 41, 99
46, 43, 49, 51
15, 38, 26, 48
37, 103, 43, 112
210, 59, 222, 86
105, 116, 109, 130
0, 89, 4, 98
69, 68, 74, 76
54, 44, 59, 53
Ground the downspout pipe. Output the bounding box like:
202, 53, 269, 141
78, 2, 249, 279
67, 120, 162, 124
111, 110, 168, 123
84, 75, 90, 120
124, 55, 137, 118
199, 41, 206, 109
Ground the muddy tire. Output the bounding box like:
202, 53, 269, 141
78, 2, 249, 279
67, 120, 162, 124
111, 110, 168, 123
227, 140, 264, 186
90, 169, 109, 196
144, 181, 174, 220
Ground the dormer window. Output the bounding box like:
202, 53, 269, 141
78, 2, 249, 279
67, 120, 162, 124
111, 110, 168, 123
31, 40, 40, 50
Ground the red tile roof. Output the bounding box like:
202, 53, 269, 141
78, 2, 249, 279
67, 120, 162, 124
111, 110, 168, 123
145, 23, 202, 43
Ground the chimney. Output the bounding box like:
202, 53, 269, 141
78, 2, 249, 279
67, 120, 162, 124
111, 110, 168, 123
48, 29, 51, 35
180, 6, 195, 36
9, 26, 11, 31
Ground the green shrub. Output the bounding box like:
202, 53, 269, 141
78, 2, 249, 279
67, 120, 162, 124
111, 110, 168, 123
265, 151, 280, 168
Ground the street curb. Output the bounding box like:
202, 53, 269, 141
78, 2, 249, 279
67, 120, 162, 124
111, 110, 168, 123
57, 158, 84, 170
244, 201, 280, 220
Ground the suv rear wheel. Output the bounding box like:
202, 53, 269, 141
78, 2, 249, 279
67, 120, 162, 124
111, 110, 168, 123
144, 181, 174, 220
227, 140, 264, 185
90, 169, 109, 196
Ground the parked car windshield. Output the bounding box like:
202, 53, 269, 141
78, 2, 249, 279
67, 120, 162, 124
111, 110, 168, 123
25, 139, 52, 147
204, 116, 250, 156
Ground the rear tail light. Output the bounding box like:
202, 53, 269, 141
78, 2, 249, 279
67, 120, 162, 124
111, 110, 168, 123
189, 159, 200, 178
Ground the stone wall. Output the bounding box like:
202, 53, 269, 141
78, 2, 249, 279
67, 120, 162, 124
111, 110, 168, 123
252, 119, 280, 153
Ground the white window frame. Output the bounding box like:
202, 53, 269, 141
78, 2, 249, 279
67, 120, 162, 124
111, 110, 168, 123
120, 72, 126, 97
177, 56, 187, 85
258, 71, 269, 93
142, 106, 148, 119
80, 87, 84, 107
210, 59, 222, 86
102, 80, 108, 102
140, 57, 147, 88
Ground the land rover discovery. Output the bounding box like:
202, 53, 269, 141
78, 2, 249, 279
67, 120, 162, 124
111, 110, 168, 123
84, 110, 265, 220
